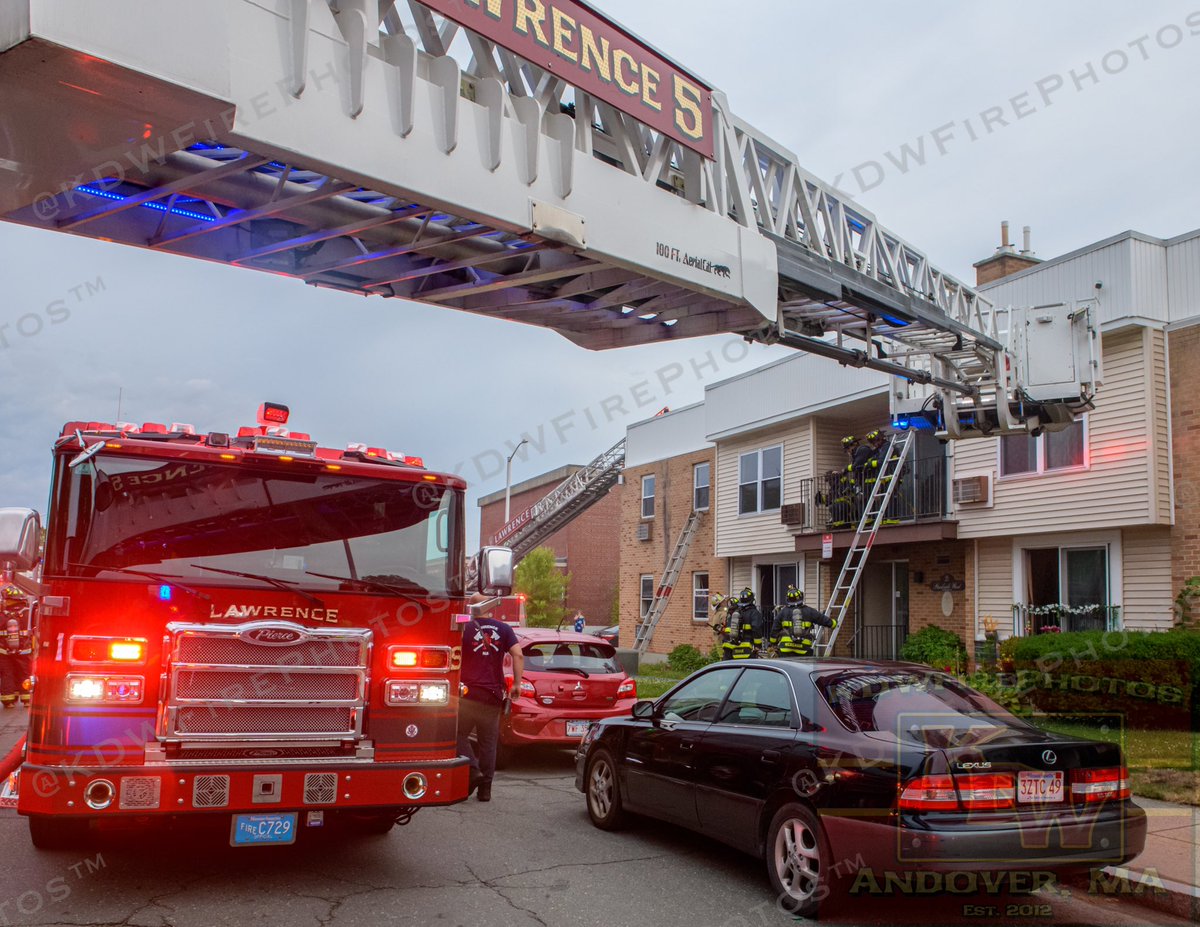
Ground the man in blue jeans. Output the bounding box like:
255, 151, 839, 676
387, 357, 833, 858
457, 597, 524, 802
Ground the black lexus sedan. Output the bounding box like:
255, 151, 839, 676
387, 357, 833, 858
574, 659, 1146, 918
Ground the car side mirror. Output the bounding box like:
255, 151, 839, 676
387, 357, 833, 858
0, 508, 41, 572
476, 546, 514, 596
631, 699, 656, 720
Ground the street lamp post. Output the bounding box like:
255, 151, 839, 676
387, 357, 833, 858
504, 439, 529, 525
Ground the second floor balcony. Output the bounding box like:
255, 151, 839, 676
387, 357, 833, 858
784, 456, 950, 535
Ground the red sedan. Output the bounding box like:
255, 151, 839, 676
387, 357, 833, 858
501, 629, 637, 752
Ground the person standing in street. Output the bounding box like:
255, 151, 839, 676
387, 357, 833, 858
458, 595, 524, 802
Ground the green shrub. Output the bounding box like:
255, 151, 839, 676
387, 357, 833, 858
900, 626, 967, 672
1006, 630, 1200, 729
959, 671, 1033, 716
666, 644, 713, 674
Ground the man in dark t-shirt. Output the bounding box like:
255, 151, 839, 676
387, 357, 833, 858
457, 598, 524, 802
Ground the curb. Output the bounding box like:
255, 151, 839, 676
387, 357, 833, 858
1091, 866, 1200, 922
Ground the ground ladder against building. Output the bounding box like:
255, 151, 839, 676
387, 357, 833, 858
634, 509, 704, 654
815, 430, 916, 657
492, 439, 625, 562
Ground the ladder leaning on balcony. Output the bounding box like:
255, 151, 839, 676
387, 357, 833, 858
816, 430, 916, 657
634, 510, 704, 654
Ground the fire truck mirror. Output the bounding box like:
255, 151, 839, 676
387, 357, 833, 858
477, 546, 514, 596
0, 508, 41, 572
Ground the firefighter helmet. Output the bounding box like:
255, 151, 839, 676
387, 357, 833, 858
865, 429, 885, 444
739, 587, 755, 607
841, 435, 858, 449
785, 586, 803, 605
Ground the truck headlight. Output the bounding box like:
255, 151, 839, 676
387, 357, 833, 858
66, 675, 143, 703
385, 679, 449, 706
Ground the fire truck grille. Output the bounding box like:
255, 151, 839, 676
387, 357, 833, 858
304, 773, 338, 805
163, 623, 371, 743
176, 637, 363, 667
192, 775, 230, 808
175, 706, 357, 736
174, 671, 361, 702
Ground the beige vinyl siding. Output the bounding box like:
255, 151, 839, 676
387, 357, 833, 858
954, 329, 1165, 538
715, 421, 812, 557
1121, 527, 1174, 630
1149, 328, 1173, 524
729, 557, 753, 594
976, 537, 1015, 636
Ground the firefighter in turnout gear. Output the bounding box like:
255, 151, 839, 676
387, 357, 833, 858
772, 586, 836, 658
724, 588, 764, 660
829, 436, 861, 527
0, 589, 32, 709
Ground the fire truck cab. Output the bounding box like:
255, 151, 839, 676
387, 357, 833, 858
0, 404, 513, 849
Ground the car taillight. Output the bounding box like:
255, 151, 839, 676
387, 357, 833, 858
1071, 767, 1130, 803
519, 680, 536, 698
617, 678, 636, 698
897, 775, 958, 812
956, 773, 1015, 810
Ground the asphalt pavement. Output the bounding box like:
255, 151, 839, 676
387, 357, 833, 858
0, 710, 1193, 926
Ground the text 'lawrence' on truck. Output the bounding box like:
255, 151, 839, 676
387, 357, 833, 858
0, 402, 515, 849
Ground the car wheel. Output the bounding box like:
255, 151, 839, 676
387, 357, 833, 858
28, 816, 90, 850
766, 803, 829, 919
585, 748, 626, 831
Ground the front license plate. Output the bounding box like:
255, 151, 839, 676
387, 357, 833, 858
566, 720, 590, 738
231, 812, 298, 847
1018, 770, 1064, 804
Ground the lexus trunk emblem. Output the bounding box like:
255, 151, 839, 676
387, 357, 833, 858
1042, 749, 1057, 765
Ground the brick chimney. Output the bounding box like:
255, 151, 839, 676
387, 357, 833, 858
973, 221, 1042, 285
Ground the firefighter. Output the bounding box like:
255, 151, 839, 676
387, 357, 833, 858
830, 436, 860, 527
772, 586, 836, 658
0, 591, 32, 709
729, 588, 764, 660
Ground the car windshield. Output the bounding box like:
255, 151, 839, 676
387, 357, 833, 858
524, 641, 622, 674
44, 453, 463, 597
817, 670, 1030, 745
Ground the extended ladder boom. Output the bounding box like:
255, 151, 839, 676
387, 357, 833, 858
0, 0, 1098, 441
492, 438, 625, 561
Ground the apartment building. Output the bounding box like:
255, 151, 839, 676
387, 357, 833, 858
618, 225, 1199, 658
478, 464, 620, 623
618, 405, 721, 654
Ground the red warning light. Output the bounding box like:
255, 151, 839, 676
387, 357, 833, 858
257, 402, 290, 426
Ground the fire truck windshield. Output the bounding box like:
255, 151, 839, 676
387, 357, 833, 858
45, 454, 462, 597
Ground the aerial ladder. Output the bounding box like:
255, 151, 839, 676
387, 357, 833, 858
0, 3, 1100, 439
492, 438, 624, 562
815, 431, 915, 658
633, 509, 704, 654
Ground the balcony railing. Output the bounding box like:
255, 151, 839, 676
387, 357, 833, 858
1013, 604, 1122, 635
786, 456, 947, 532
851, 622, 910, 661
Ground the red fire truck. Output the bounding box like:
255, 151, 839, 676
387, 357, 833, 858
0, 403, 514, 849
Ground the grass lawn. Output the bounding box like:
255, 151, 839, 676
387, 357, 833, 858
1033, 718, 1199, 807
634, 664, 693, 699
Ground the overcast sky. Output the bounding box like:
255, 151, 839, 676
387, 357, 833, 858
1, 0, 1197, 549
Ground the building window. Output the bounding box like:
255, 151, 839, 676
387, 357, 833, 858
693, 462, 711, 511
639, 574, 655, 618
641, 474, 656, 519
1000, 419, 1087, 477
738, 445, 783, 515
692, 572, 710, 622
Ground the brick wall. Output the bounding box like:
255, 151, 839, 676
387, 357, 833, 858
828, 540, 975, 660
1170, 325, 1200, 620
478, 475, 620, 625
618, 448, 723, 656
